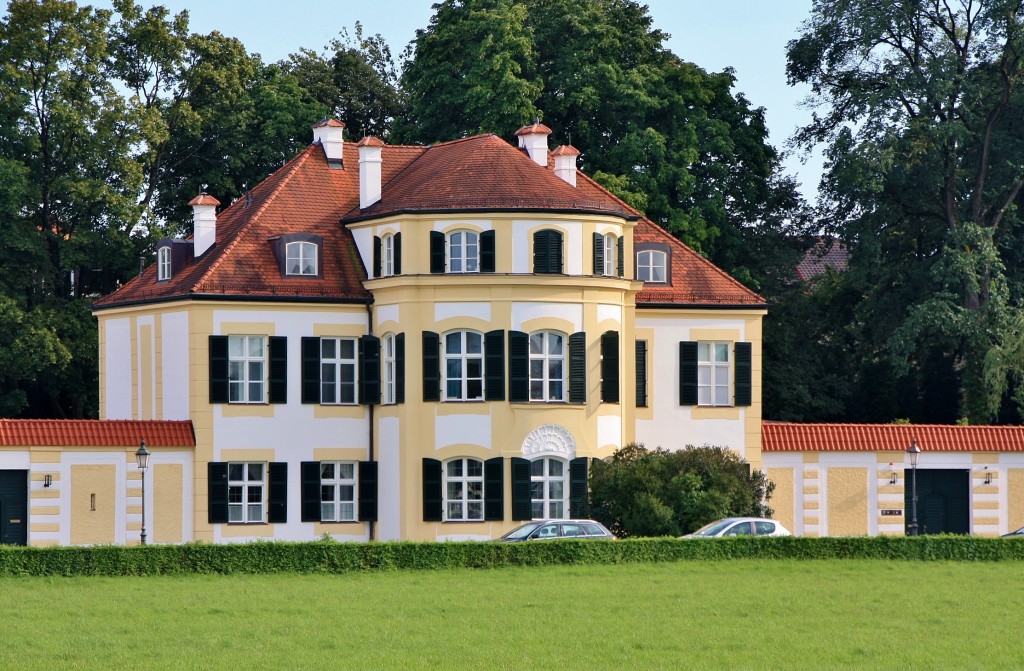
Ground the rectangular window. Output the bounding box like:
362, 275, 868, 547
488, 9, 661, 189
157, 247, 171, 281
383, 334, 396, 404
320, 337, 358, 404
637, 250, 667, 282
320, 462, 357, 522
444, 331, 484, 401
603, 234, 616, 276
228, 462, 265, 523
447, 230, 479, 273
228, 336, 265, 403
445, 458, 484, 521
698, 342, 731, 406
530, 458, 565, 519
529, 332, 565, 401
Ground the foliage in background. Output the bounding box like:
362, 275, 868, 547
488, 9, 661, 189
588, 444, 774, 538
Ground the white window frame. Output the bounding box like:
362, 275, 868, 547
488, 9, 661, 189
636, 250, 667, 282
227, 462, 265, 523
320, 337, 358, 405
530, 457, 567, 519
381, 233, 395, 277
443, 330, 484, 401
698, 341, 732, 406
157, 247, 171, 281
382, 333, 396, 405
285, 241, 318, 276
228, 335, 266, 404
447, 229, 479, 273
320, 461, 357, 522
529, 331, 566, 402
444, 458, 484, 521
603, 233, 616, 276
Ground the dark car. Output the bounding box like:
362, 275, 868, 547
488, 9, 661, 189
499, 519, 616, 542
1001, 527, 1024, 538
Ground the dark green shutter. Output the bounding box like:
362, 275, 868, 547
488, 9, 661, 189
569, 332, 587, 404
209, 336, 229, 403
301, 337, 320, 404
395, 332, 406, 404
359, 335, 381, 405
268, 462, 288, 523
617, 236, 624, 277
549, 230, 563, 273
508, 330, 529, 403
601, 330, 619, 403
533, 230, 549, 273
208, 461, 228, 523
511, 457, 532, 520
484, 457, 504, 521
484, 330, 505, 401
593, 232, 604, 274
269, 336, 287, 404
393, 232, 402, 275
358, 461, 378, 522
300, 461, 321, 522
569, 457, 589, 518
480, 230, 496, 273
635, 340, 648, 407
373, 235, 382, 277
734, 341, 752, 406
422, 331, 440, 402
422, 458, 442, 521
430, 231, 445, 273
679, 341, 698, 405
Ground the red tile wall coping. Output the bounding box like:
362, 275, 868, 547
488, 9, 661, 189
762, 421, 1024, 452
0, 419, 195, 448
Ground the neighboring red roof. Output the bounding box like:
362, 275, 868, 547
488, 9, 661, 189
0, 420, 195, 447
796, 237, 849, 281
762, 422, 1024, 452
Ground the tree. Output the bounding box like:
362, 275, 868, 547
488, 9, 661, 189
787, 0, 1024, 422
589, 444, 774, 538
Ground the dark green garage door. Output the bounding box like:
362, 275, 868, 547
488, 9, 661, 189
905, 469, 969, 535
0, 470, 28, 546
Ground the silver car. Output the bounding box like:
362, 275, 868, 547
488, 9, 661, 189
683, 517, 791, 538
499, 519, 616, 542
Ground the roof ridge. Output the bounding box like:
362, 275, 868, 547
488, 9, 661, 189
193, 145, 316, 290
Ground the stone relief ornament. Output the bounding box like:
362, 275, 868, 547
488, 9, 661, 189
521, 424, 575, 457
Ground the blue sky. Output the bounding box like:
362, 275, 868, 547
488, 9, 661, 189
91, 0, 822, 200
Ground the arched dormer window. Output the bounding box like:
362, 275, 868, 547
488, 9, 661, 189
285, 241, 318, 276
636, 243, 670, 283
157, 246, 172, 281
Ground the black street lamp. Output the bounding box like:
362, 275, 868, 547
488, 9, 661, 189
136, 441, 150, 545
907, 440, 921, 537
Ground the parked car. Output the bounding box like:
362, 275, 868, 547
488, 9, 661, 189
1001, 527, 1024, 537
499, 520, 616, 542
683, 517, 791, 538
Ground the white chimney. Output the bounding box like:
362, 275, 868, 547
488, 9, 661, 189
552, 145, 580, 187
515, 121, 552, 167
312, 118, 345, 167
189, 193, 220, 257
358, 136, 384, 209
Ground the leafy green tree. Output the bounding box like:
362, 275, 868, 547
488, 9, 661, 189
787, 0, 1024, 422
589, 444, 774, 538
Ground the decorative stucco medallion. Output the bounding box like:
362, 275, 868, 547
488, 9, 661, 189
521, 424, 576, 457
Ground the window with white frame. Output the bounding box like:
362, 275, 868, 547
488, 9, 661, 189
636, 250, 667, 282
320, 337, 357, 404
285, 241, 318, 276
157, 247, 171, 281
603, 233, 617, 276
444, 331, 484, 401
447, 230, 479, 273
320, 461, 357, 522
698, 342, 731, 406
228, 335, 265, 403
444, 458, 484, 521
529, 331, 565, 401
381, 234, 395, 277
228, 462, 265, 523
531, 458, 567, 519
382, 333, 396, 405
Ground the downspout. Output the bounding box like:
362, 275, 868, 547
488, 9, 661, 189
366, 301, 375, 541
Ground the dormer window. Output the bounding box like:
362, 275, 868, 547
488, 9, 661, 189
157, 247, 172, 281
286, 241, 318, 276
636, 243, 670, 283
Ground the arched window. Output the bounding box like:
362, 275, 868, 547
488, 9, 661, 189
529, 332, 565, 401
381, 234, 395, 277
382, 333, 396, 405
157, 247, 171, 281
285, 241, 318, 276
531, 457, 567, 519
447, 230, 479, 273
603, 233, 617, 276
636, 250, 667, 282
443, 331, 484, 401
444, 458, 484, 521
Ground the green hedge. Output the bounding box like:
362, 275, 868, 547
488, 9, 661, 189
1, 536, 1023, 576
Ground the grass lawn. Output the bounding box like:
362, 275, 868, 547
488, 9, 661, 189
1, 559, 1019, 670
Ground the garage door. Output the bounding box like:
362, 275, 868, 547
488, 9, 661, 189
905, 469, 969, 535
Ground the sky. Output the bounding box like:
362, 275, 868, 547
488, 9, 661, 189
89, 0, 823, 200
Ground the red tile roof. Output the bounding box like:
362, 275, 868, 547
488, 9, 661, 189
762, 422, 1024, 452
796, 237, 849, 281
0, 420, 195, 447
187, 193, 221, 207
515, 122, 553, 136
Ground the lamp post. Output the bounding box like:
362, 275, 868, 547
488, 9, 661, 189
907, 440, 921, 537
136, 441, 150, 545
